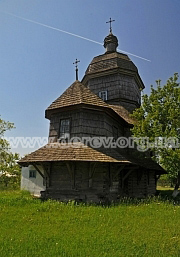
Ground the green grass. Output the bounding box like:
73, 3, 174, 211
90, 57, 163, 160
0, 190, 180, 257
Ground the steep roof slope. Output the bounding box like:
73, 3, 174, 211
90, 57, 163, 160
45, 80, 134, 125
46, 80, 108, 111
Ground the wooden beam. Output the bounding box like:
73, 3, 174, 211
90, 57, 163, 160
123, 165, 140, 170
89, 162, 97, 188
65, 162, 76, 189
108, 163, 112, 187
40, 162, 52, 187
112, 165, 125, 180
41, 163, 50, 177
72, 164, 76, 189
122, 168, 137, 189
66, 162, 73, 176
122, 166, 139, 182
89, 162, 96, 178
31, 163, 45, 179
123, 169, 133, 182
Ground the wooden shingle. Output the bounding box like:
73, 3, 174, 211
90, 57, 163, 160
18, 142, 130, 165
109, 104, 135, 125
45, 80, 134, 125
46, 80, 108, 111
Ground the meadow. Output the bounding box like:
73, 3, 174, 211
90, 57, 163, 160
0, 190, 180, 257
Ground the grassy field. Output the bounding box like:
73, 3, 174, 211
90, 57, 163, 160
0, 190, 180, 257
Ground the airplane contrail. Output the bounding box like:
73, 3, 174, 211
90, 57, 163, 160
1, 11, 151, 62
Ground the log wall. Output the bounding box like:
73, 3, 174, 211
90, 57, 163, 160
43, 162, 156, 202
126, 169, 156, 198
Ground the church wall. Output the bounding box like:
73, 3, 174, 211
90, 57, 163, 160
125, 169, 156, 198
46, 161, 107, 202
48, 108, 125, 143
127, 169, 147, 198
48, 110, 82, 142
44, 162, 126, 202
85, 74, 141, 112
146, 170, 156, 195
21, 162, 157, 200
79, 110, 106, 137
38, 161, 157, 201
44, 162, 157, 202
50, 162, 72, 189
79, 109, 124, 138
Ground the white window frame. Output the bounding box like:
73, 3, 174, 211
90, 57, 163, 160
99, 90, 108, 101
59, 118, 70, 139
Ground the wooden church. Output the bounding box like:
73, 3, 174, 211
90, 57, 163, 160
19, 22, 165, 202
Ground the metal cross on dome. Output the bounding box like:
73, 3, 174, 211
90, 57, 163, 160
73, 58, 80, 81
106, 18, 115, 33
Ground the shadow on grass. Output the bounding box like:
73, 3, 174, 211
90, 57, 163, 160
1, 186, 180, 206
156, 189, 180, 204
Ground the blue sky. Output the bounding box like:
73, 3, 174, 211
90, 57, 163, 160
0, 0, 180, 156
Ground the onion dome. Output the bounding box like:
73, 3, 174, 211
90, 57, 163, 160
104, 33, 118, 53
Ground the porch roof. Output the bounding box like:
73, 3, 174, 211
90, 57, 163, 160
18, 142, 165, 174
18, 142, 130, 165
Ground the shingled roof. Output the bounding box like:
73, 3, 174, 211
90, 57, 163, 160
18, 142, 130, 165
45, 80, 134, 125
109, 104, 135, 125
82, 51, 145, 91
84, 52, 138, 75
18, 142, 164, 174
46, 80, 108, 111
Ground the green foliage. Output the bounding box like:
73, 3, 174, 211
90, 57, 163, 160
0, 116, 20, 188
157, 174, 174, 187
0, 191, 180, 257
0, 117, 14, 137
131, 73, 180, 182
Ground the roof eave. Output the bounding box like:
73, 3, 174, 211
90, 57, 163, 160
82, 67, 145, 90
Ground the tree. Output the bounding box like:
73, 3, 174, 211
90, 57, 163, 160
131, 73, 180, 195
0, 117, 20, 188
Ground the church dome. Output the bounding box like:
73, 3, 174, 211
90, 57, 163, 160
82, 32, 140, 78
104, 32, 118, 53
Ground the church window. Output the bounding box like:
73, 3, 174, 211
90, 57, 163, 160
99, 90, 108, 101
59, 119, 70, 139
29, 170, 36, 178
